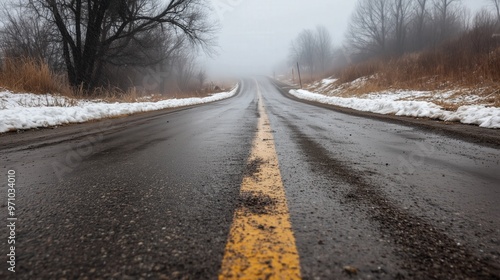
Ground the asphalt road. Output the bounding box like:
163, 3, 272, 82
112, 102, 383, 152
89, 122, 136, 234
1, 77, 499, 279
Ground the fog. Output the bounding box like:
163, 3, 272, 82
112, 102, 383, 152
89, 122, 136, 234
203, 0, 489, 79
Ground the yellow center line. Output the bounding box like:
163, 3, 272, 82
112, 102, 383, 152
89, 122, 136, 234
219, 80, 302, 280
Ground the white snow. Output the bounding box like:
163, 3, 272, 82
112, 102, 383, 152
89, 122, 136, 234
353, 90, 487, 105
306, 78, 339, 92
321, 78, 338, 86
290, 89, 500, 129
359, 91, 429, 101
0, 85, 238, 133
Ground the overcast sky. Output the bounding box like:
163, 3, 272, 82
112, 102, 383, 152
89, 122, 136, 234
203, 0, 489, 78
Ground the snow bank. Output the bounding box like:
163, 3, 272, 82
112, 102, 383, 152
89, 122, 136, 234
290, 89, 500, 129
0, 86, 238, 133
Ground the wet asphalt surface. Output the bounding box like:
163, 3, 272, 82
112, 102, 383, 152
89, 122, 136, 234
1, 77, 500, 279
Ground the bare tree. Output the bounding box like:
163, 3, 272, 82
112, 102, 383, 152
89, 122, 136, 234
470, 9, 498, 54
411, 0, 430, 50
24, 0, 214, 94
433, 0, 463, 41
405, 0, 467, 52
346, 0, 392, 59
196, 69, 207, 88
288, 26, 335, 78
314, 26, 334, 74
391, 0, 412, 54
332, 47, 350, 69
487, 0, 500, 24
174, 52, 197, 92
289, 29, 317, 77
102, 28, 189, 93
0, 2, 62, 70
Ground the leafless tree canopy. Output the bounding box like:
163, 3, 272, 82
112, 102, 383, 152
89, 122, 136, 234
489, 0, 500, 24
0, 2, 62, 70
315, 26, 334, 74
0, 0, 214, 94
392, 0, 412, 54
289, 25, 334, 78
346, 0, 470, 61
347, 0, 392, 59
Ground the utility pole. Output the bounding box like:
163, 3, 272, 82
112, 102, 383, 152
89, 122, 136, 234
296, 62, 303, 89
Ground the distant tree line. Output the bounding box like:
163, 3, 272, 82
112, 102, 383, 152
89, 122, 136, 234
346, 0, 472, 60
288, 26, 347, 79
0, 0, 214, 95
287, 0, 500, 79
347, 0, 500, 60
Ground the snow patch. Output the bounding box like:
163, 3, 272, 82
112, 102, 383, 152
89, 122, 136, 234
0, 86, 238, 133
321, 78, 338, 86
290, 89, 500, 129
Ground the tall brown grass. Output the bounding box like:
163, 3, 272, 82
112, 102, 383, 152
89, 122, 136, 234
0, 57, 73, 96
336, 50, 500, 89
0, 57, 223, 102
332, 25, 500, 104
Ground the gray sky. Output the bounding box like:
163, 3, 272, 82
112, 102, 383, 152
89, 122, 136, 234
203, 0, 489, 78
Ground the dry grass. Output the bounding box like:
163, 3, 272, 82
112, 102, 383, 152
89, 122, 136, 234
0, 57, 74, 96
330, 50, 500, 103
0, 57, 236, 106
329, 24, 500, 105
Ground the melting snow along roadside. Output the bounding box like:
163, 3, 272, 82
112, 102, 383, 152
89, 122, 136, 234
0, 86, 238, 133
290, 89, 500, 129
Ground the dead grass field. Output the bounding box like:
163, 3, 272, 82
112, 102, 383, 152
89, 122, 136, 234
0, 57, 233, 104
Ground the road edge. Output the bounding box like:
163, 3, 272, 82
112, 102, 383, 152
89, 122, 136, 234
268, 77, 500, 149
0, 82, 243, 151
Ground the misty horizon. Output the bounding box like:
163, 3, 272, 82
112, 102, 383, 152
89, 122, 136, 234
203, 0, 489, 79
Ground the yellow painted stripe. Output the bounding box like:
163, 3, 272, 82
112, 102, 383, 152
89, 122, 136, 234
219, 80, 302, 280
